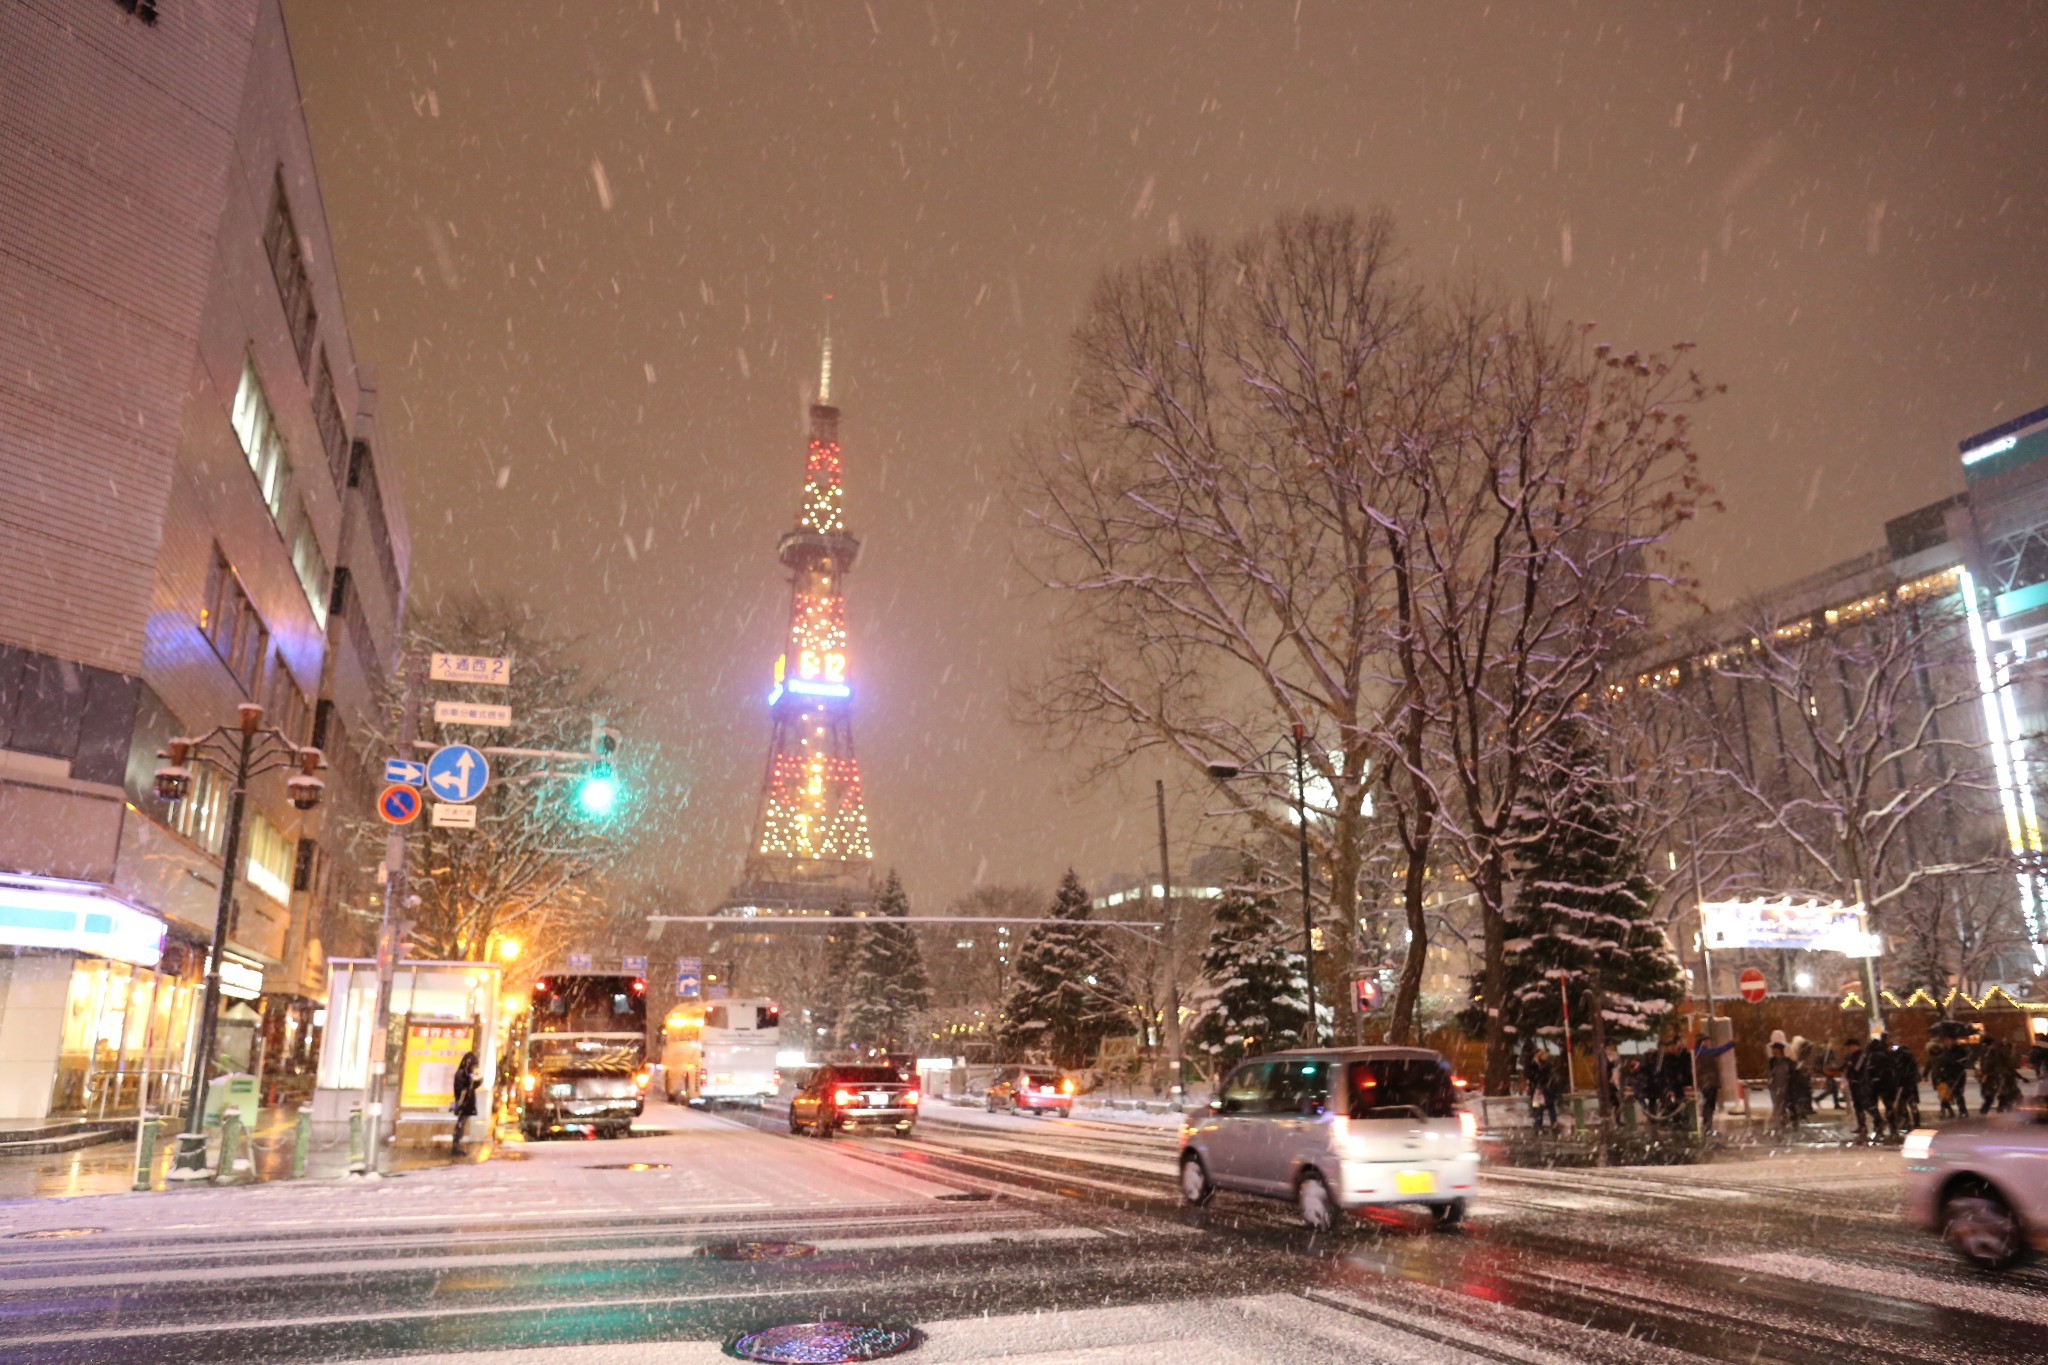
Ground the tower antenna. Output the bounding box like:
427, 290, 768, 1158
818, 293, 834, 405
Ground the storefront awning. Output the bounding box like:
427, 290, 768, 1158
0, 874, 166, 968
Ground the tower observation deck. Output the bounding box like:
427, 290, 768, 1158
718, 343, 876, 917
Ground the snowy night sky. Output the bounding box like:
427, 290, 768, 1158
278, 0, 2048, 912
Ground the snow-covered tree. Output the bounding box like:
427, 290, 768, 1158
1188, 864, 1312, 1067
1467, 723, 1685, 1050
840, 870, 930, 1053
360, 596, 652, 963
999, 870, 1131, 1069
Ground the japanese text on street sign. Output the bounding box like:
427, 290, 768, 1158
622, 955, 648, 975
566, 952, 592, 971
426, 744, 490, 803
675, 957, 702, 999
430, 654, 510, 686
430, 802, 477, 830
377, 784, 422, 825
433, 701, 511, 728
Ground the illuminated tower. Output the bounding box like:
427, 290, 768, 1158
720, 332, 876, 915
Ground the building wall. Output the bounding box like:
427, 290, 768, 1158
0, 955, 74, 1122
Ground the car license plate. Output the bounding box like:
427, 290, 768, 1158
1395, 1169, 1435, 1195
867, 1092, 888, 1105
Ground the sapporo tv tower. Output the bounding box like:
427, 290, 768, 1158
718, 320, 876, 916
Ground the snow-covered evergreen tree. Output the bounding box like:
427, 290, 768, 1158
1188, 862, 1312, 1067
1464, 723, 1685, 1050
999, 869, 1131, 1069
840, 870, 930, 1053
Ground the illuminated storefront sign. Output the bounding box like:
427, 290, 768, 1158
1699, 898, 1879, 957
0, 875, 165, 968
219, 956, 267, 1001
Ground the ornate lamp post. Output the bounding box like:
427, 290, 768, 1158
153, 702, 323, 1176
1206, 723, 1321, 1047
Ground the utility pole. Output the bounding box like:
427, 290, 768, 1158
1154, 779, 1182, 1107
363, 653, 422, 1174
1292, 724, 1317, 1047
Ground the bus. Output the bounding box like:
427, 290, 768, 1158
665, 997, 779, 1105
516, 972, 650, 1139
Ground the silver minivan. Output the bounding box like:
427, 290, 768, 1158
1179, 1046, 1479, 1230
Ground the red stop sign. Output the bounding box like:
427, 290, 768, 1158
1737, 968, 1768, 1004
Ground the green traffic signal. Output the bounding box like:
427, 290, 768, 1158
577, 765, 618, 818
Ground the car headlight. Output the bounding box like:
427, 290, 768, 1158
1901, 1129, 1936, 1161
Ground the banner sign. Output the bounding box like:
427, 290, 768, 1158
1700, 899, 1876, 955
399, 1021, 477, 1110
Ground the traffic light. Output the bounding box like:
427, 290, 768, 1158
576, 716, 620, 818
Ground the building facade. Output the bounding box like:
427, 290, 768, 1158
0, 0, 407, 1122
1620, 401, 2048, 1002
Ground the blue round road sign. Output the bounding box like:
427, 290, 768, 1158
426, 743, 490, 804
378, 783, 422, 825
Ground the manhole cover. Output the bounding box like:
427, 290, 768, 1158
699, 1241, 818, 1261
935, 1192, 993, 1202
584, 1162, 670, 1171
725, 1321, 921, 1362
4, 1227, 102, 1240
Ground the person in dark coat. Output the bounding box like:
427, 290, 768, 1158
2030, 1020, 2048, 1101
1875, 1033, 1919, 1138
1843, 1038, 1881, 1141
1658, 1037, 1693, 1124
1690, 1029, 1735, 1135
1524, 1050, 1560, 1133
1927, 1038, 1967, 1120
1979, 1037, 2021, 1115
1766, 1042, 1798, 1135
450, 1050, 480, 1155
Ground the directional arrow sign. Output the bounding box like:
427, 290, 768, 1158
675, 957, 702, 999
426, 744, 490, 803
383, 758, 426, 787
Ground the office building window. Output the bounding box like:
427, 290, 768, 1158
263, 173, 318, 373
202, 550, 269, 692
311, 351, 349, 490
229, 360, 329, 626
169, 763, 228, 854
245, 813, 294, 905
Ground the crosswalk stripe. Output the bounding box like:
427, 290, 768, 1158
1706, 1250, 2048, 1327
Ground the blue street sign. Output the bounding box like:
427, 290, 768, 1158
675, 957, 702, 999
426, 743, 490, 804
383, 757, 426, 787
377, 784, 422, 825
622, 954, 648, 975
566, 952, 592, 971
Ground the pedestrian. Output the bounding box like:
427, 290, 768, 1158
1815, 1039, 1844, 1110
1766, 1041, 1798, 1136
1874, 1033, 1918, 1138
1928, 1036, 1967, 1120
1789, 1037, 1817, 1124
450, 1049, 480, 1155
1690, 1028, 1735, 1135
2028, 1019, 2048, 1101
1524, 1049, 1559, 1133
1844, 1037, 1881, 1141
1658, 1036, 1693, 1125
1979, 1036, 2021, 1115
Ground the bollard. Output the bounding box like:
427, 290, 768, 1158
215, 1106, 246, 1185
132, 1112, 160, 1191
292, 1106, 312, 1180
348, 1105, 366, 1175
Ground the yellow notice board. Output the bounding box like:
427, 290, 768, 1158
399, 1020, 476, 1110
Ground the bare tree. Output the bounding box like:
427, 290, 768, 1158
1684, 577, 2009, 997
1013, 209, 1431, 1041
1014, 211, 1715, 1082
359, 597, 648, 961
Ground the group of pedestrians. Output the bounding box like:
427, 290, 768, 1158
1519, 1020, 2048, 1144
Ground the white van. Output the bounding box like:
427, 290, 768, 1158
1179, 1046, 1479, 1230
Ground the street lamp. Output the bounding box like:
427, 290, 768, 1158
153, 702, 323, 1177
1206, 722, 1320, 1047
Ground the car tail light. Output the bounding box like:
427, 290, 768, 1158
1459, 1111, 1478, 1142
903, 1089, 919, 1105
833, 1088, 856, 1106
1452, 1074, 1469, 1090
1060, 1078, 1076, 1095
635, 1071, 651, 1089
521, 1073, 537, 1093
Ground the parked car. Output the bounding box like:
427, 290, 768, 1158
1179, 1046, 1478, 1230
789, 1063, 919, 1137
1904, 1107, 2048, 1268
985, 1066, 1076, 1117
